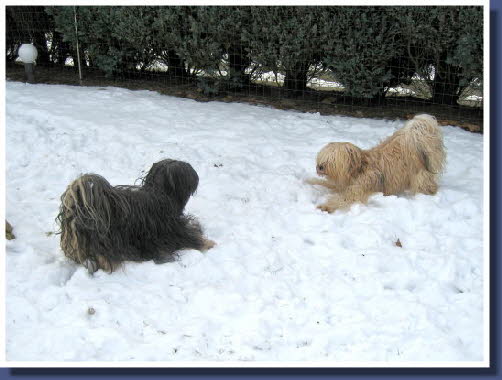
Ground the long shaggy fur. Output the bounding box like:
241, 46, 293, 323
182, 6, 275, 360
56, 159, 215, 273
309, 114, 446, 213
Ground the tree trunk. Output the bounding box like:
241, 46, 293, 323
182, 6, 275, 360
165, 50, 188, 79
366, 89, 387, 106
283, 61, 309, 97
431, 59, 462, 106
51, 32, 71, 66
227, 46, 251, 88
33, 31, 51, 66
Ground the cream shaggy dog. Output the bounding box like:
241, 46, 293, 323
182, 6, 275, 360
308, 114, 446, 213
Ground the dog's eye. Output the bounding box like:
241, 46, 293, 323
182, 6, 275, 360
318, 165, 324, 170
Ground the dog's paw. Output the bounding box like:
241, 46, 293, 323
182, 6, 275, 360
304, 178, 317, 185
318, 204, 336, 213
201, 239, 216, 251
83, 259, 99, 274
153, 251, 176, 264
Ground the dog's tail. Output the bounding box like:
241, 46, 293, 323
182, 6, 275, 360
402, 114, 446, 174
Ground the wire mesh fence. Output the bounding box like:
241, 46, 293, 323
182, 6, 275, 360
6, 5, 484, 131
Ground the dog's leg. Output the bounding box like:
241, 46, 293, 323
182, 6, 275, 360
97, 255, 117, 273
83, 255, 117, 274
176, 218, 216, 253
154, 239, 215, 263
200, 238, 216, 252
410, 170, 439, 195
318, 185, 373, 213
82, 258, 99, 274
305, 178, 340, 191
153, 251, 177, 264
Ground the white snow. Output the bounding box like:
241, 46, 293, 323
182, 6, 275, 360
386, 86, 416, 96
465, 94, 483, 102
4, 81, 485, 364
308, 77, 344, 89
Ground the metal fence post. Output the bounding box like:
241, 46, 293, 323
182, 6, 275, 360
74, 6, 83, 84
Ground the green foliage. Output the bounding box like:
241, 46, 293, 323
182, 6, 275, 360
320, 7, 414, 101
48, 6, 161, 77
154, 7, 223, 75
246, 7, 324, 94
454, 7, 483, 86
155, 6, 254, 87
197, 76, 221, 96
12, 6, 483, 105
202, 7, 253, 86
151, 7, 192, 77
397, 6, 483, 105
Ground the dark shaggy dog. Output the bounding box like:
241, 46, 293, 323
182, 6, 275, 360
57, 159, 215, 274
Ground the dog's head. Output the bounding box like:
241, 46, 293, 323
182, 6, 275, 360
143, 159, 199, 209
316, 142, 365, 185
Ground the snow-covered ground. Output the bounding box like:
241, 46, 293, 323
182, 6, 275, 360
386, 86, 416, 96
465, 94, 483, 102
5, 81, 485, 364
307, 77, 344, 89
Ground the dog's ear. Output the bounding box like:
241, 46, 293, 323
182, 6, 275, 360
165, 161, 199, 207
143, 159, 199, 211
342, 143, 366, 178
